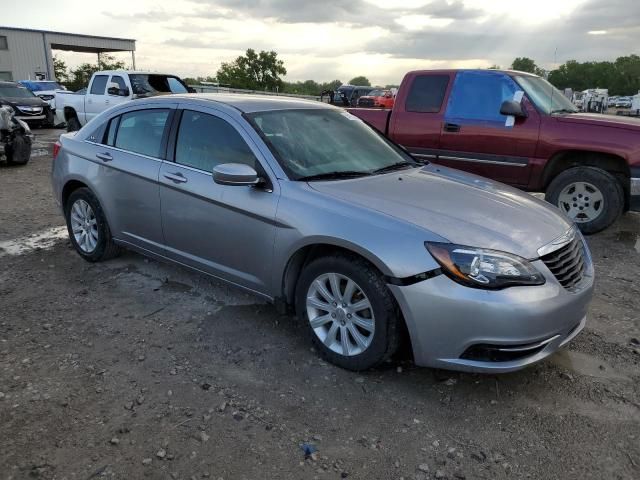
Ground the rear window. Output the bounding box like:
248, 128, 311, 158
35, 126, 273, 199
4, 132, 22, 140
113, 109, 170, 158
405, 75, 449, 113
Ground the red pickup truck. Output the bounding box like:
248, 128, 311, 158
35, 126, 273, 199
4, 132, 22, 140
349, 69, 640, 233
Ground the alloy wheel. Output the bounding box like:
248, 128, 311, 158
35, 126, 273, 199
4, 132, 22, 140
557, 181, 604, 223
70, 199, 99, 253
306, 273, 375, 356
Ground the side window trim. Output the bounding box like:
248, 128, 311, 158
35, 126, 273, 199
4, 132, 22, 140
102, 115, 121, 146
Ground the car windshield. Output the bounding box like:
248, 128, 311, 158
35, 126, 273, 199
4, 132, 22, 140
0, 85, 37, 98
368, 89, 383, 97
514, 75, 578, 114
247, 108, 417, 180
129, 74, 189, 96
24, 81, 62, 91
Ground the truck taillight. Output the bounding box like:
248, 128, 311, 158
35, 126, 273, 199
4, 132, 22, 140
53, 141, 61, 160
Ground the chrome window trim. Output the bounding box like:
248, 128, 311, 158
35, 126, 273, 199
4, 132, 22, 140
438, 155, 528, 167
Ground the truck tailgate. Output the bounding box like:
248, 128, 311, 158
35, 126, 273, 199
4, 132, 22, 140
347, 108, 392, 134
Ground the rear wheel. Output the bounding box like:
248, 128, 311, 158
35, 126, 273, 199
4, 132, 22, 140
545, 166, 624, 234
64, 188, 120, 262
295, 254, 400, 371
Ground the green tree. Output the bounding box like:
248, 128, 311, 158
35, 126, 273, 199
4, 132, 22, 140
216, 49, 286, 91
53, 55, 68, 82
547, 56, 640, 95
510, 57, 544, 75
66, 54, 127, 91
348, 76, 371, 86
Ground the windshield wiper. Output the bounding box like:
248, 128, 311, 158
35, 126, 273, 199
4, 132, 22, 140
372, 161, 418, 174
550, 108, 576, 114
298, 170, 372, 182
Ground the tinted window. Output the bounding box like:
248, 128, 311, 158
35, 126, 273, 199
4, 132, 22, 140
129, 74, 188, 96
115, 109, 170, 157
110, 75, 127, 90
175, 110, 256, 172
405, 75, 449, 113
0, 36, 7, 50
90, 75, 108, 95
445, 71, 520, 125
104, 117, 119, 146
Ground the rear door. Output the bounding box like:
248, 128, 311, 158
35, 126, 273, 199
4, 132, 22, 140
437, 70, 540, 186
389, 73, 451, 161
89, 104, 175, 251
158, 106, 279, 294
85, 74, 109, 122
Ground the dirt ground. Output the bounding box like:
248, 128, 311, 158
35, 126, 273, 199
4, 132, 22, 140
1, 129, 639, 480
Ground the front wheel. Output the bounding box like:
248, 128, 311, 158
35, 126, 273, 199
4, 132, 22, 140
545, 166, 624, 234
295, 254, 400, 371
66, 116, 81, 132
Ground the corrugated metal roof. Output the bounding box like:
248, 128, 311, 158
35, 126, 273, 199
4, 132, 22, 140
0, 26, 135, 43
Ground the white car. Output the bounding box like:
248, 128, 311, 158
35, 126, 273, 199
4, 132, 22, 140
55, 70, 192, 131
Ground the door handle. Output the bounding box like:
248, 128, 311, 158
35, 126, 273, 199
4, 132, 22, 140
444, 122, 461, 133
105, 99, 110, 105
163, 172, 188, 183
96, 152, 113, 162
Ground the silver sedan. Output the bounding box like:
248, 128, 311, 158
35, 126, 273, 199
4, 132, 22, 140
51, 94, 594, 372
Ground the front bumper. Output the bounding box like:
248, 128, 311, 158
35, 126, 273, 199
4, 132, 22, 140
389, 259, 594, 373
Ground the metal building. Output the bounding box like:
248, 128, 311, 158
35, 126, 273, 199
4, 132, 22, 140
0, 26, 136, 82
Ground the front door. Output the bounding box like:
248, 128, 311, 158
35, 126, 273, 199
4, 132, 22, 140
105, 74, 131, 109
437, 70, 540, 186
159, 107, 279, 294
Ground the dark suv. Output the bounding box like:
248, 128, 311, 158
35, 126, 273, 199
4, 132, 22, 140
0, 81, 54, 127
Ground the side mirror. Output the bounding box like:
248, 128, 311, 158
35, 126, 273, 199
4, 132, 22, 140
213, 163, 260, 186
500, 100, 526, 118
107, 83, 130, 96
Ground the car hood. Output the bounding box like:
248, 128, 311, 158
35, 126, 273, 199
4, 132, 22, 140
308, 165, 573, 259
556, 112, 640, 131
0, 96, 48, 107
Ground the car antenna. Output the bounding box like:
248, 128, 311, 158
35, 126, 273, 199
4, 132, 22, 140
549, 47, 557, 112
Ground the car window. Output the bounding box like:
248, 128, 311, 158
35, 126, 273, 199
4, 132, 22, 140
174, 110, 256, 172
110, 75, 127, 90
104, 116, 119, 146
445, 71, 520, 125
90, 75, 108, 95
114, 109, 170, 158
405, 75, 449, 113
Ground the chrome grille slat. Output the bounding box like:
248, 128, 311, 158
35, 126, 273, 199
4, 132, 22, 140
540, 235, 586, 290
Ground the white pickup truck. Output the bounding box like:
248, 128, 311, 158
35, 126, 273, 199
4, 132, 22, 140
55, 70, 193, 131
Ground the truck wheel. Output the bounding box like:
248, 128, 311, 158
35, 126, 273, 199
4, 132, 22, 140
64, 188, 120, 262
545, 166, 624, 234
67, 116, 81, 132
295, 253, 400, 371
5, 134, 31, 166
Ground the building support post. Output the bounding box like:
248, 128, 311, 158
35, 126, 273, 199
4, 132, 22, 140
131, 50, 136, 70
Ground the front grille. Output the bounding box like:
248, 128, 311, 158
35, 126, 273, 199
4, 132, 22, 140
541, 235, 585, 290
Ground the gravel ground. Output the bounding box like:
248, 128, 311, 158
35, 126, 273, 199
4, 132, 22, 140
1, 129, 639, 480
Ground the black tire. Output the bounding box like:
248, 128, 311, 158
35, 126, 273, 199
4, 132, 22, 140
66, 116, 81, 132
545, 166, 624, 234
295, 253, 400, 371
5, 134, 31, 166
64, 188, 120, 262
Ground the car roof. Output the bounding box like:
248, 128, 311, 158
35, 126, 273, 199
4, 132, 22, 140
141, 93, 335, 113
95, 70, 181, 76
407, 68, 540, 78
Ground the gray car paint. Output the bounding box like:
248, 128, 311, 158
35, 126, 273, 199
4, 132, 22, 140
52, 94, 594, 372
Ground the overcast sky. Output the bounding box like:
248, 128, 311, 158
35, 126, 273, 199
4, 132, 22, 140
3, 0, 638, 85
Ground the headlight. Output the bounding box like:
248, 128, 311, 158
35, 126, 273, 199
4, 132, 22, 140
425, 242, 545, 289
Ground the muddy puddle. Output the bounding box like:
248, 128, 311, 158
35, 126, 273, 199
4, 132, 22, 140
550, 349, 631, 382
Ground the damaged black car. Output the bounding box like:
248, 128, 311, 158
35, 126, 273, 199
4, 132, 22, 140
0, 105, 32, 166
